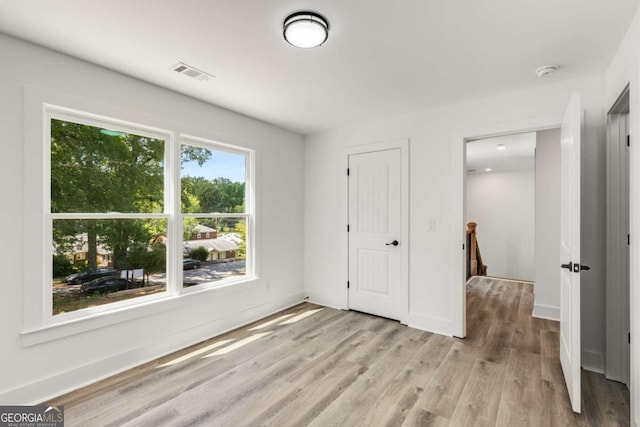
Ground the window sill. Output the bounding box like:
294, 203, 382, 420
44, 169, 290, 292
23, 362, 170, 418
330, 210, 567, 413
21, 276, 263, 347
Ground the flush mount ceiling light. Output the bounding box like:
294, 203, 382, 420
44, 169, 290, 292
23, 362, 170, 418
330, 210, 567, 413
283, 11, 329, 48
496, 144, 506, 150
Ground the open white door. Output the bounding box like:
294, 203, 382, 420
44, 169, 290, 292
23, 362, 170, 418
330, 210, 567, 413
559, 92, 582, 413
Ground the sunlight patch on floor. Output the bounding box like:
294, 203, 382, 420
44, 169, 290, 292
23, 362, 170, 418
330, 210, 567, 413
158, 308, 323, 366
278, 308, 323, 325
248, 313, 296, 331
158, 338, 236, 368
202, 332, 273, 358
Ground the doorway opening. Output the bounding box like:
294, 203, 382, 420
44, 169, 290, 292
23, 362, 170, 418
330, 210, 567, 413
465, 132, 538, 284
464, 127, 564, 333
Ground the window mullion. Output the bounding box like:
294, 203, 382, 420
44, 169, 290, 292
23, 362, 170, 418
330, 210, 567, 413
247, 149, 255, 279
50, 213, 169, 220
169, 133, 182, 293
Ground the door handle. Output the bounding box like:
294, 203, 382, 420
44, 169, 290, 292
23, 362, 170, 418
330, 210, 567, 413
561, 262, 573, 271
561, 262, 591, 272
385, 240, 399, 246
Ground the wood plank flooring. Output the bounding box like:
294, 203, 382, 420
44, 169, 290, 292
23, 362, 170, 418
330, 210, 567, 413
47, 277, 630, 426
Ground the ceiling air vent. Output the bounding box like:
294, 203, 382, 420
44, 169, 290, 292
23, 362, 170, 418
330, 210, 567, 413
171, 62, 215, 81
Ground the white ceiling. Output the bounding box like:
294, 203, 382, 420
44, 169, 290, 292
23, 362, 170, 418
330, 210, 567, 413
0, 1, 637, 135
466, 132, 537, 173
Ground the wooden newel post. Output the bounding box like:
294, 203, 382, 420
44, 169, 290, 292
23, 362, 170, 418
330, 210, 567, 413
467, 222, 487, 277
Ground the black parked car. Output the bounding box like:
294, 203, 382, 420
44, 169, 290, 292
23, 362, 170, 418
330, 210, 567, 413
80, 276, 139, 295
65, 268, 118, 285
183, 258, 202, 270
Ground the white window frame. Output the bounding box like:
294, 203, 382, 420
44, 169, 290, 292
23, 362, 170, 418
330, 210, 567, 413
45, 106, 175, 325
178, 135, 255, 293
21, 88, 258, 342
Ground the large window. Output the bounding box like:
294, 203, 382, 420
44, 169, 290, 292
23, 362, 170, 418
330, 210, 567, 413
46, 107, 254, 319
180, 140, 250, 288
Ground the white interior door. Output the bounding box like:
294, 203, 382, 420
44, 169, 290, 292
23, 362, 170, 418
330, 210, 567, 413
348, 148, 402, 320
559, 92, 582, 413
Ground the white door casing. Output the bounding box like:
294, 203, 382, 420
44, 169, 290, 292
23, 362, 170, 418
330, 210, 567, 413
347, 140, 408, 322
631, 61, 640, 427
453, 116, 561, 339
605, 102, 630, 385
559, 92, 582, 414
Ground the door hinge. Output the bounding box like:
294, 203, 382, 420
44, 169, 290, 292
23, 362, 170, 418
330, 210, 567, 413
628, 234, 630, 246
462, 244, 465, 250
629, 332, 631, 344
627, 135, 630, 147
347, 281, 350, 289
347, 224, 350, 232
347, 168, 350, 176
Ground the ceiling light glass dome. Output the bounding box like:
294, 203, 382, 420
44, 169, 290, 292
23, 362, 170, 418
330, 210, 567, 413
283, 11, 329, 49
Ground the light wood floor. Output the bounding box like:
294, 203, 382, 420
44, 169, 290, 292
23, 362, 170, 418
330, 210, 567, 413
48, 277, 630, 426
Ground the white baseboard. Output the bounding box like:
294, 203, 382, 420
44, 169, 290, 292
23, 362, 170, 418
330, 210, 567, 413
582, 349, 605, 374
532, 303, 560, 321
484, 275, 534, 284
1, 292, 305, 405
532, 308, 604, 374
407, 312, 456, 337
305, 290, 347, 311
306, 292, 457, 337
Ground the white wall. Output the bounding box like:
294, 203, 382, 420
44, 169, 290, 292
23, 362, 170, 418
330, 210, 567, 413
534, 128, 561, 320
606, 7, 640, 426
466, 169, 535, 281
304, 73, 607, 369
0, 34, 305, 404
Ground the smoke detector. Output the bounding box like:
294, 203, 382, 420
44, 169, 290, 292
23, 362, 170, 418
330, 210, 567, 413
171, 62, 215, 81
535, 65, 559, 78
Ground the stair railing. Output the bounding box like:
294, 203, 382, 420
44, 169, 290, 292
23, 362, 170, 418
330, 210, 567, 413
467, 222, 487, 279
